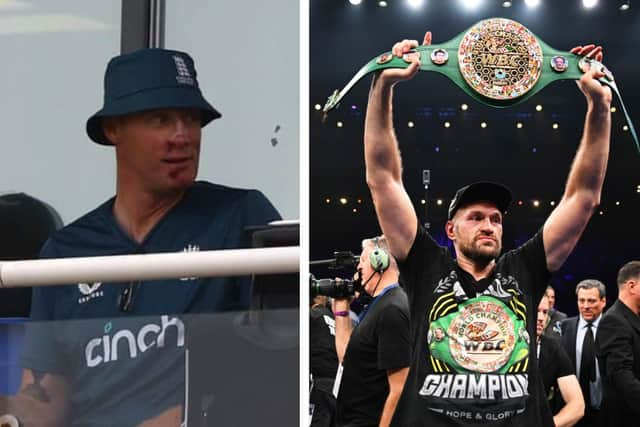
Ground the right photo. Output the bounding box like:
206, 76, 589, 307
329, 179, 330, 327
309, 2, 640, 427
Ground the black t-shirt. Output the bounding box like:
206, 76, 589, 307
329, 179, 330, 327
310, 304, 339, 380
336, 285, 411, 427
392, 225, 552, 427
538, 335, 574, 403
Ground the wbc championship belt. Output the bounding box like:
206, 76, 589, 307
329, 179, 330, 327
323, 17, 638, 154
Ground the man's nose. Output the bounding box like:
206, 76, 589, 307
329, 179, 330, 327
170, 118, 189, 144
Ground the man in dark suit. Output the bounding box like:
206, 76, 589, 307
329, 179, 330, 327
545, 285, 568, 338
561, 280, 607, 426
596, 261, 640, 427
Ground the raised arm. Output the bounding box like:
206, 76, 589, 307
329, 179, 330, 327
0, 369, 70, 427
364, 33, 431, 262
543, 45, 612, 272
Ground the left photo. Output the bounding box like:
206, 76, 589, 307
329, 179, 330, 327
0, 1, 299, 426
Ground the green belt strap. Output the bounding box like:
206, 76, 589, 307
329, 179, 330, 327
323, 17, 638, 155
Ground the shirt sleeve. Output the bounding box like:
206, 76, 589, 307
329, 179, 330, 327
398, 221, 448, 301
377, 293, 412, 371
21, 239, 67, 375
504, 227, 551, 302
551, 337, 575, 378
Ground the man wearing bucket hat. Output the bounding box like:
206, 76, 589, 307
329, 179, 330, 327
361, 32, 611, 427
1, 49, 280, 426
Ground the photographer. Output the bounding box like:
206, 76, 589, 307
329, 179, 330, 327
332, 236, 411, 427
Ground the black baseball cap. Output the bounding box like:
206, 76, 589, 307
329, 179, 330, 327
447, 181, 512, 220
86, 48, 221, 145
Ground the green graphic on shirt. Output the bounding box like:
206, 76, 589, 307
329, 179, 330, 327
427, 296, 529, 374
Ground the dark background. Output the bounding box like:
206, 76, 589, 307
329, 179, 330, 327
310, 0, 640, 316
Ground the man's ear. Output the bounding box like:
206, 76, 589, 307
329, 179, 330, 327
445, 220, 456, 241
101, 116, 121, 145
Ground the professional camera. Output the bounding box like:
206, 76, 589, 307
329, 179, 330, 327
309, 251, 360, 270
310, 274, 360, 298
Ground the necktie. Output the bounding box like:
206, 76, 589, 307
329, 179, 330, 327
580, 322, 597, 404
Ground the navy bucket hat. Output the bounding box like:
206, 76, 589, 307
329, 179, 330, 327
86, 48, 221, 145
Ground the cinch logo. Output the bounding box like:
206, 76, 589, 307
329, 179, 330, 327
84, 315, 185, 368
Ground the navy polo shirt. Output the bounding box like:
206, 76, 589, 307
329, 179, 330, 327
21, 181, 281, 426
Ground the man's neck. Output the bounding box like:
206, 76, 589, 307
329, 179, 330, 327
455, 255, 496, 282
369, 274, 399, 297
619, 293, 640, 315
113, 188, 185, 243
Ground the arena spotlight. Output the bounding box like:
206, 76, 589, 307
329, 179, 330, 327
379, 0, 388, 6
349, 0, 363, 5
407, 0, 425, 9
620, 1, 630, 10
524, 0, 540, 8
460, 0, 483, 10
502, 1, 512, 7
582, 0, 598, 8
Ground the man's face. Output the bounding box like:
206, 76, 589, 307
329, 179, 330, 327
545, 287, 556, 308
447, 202, 503, 264
577, 287, 606, 322
357, 245, 377, 294
537, 296, 550, 338
106, 108, 202, 195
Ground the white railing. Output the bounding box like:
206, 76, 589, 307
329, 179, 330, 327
0, 246, 299, 287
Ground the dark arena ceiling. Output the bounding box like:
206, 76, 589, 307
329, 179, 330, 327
310, 0, 640, 313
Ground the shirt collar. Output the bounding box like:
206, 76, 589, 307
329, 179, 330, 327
579, 314, 603, 329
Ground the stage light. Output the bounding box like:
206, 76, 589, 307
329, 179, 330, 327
620, 1, 630, 11
461, 103, 469, 111
550, 201, 556, 206
325, 198, 331, 204
444, 121, 451, 128
339, 197, 348, 205
524, 0, 540, 8
517, 200, 524, 206
582, 0, 598, 8
357, 198, 362, 204
408, 121, 415, 128
407, 0, 425, 9
421, 199, 426, 205
552, 123, 559, 129
623, 125, 629, 131
533, 200, 540, 207
535, 104, 543, 112
314, 104, 322, 111
337, 121, 343, 128
480, 122, 487, 128
502, 1, 512, 7
610, 106, 617, 113
349, 0, 362, 5
460, 0, 483, 10
599, 210, 604, 215
437, 199, 443, 205
379, 0, 388, 6
516, 122, 523, 129
352, 208, 357, 213
616, 201, 621, 206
